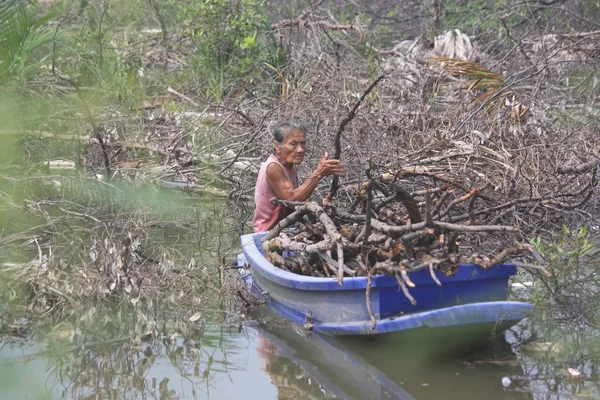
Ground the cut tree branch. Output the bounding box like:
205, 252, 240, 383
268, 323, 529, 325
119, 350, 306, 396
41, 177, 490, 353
325, 73, 386, 204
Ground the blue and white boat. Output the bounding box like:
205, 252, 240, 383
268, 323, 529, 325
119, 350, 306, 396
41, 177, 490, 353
240, 232, 533, 337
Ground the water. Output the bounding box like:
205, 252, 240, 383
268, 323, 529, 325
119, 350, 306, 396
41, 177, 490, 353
0, 324, 273, 399
0, 312, 548, 400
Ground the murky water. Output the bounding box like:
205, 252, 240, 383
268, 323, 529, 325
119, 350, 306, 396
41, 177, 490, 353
0, 312, 557, 400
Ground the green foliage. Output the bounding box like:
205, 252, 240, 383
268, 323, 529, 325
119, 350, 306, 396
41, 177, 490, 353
440, 0, 496, 31
0, 0, 155, 111
164, 0, 285, 88
577, 0, 600, 23
169, 0, 262, 66
49, 0, 154, 107
530, 225, 594, 270
517, 225, 600, 370
0, 1, 57, 85
526, 225, 600, 323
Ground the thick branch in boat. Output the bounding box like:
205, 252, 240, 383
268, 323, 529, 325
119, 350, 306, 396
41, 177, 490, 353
335, 210, 367, 223
400, 264, 415, 288
325, 73, 386, 204
264, 207, 310, 240
266, 236, 333, 253
425, 189, 432, 227
396, 187, 423, 224
482, 243, 549, 276
361, 180, 374, 256
429, 262, 442, 286
369, 219, 517, 236
336, 242, 345, 283
437, 188, 478, 220
433, 221, 518, 233
299, 202, 348, 283
370, 220, 427, 235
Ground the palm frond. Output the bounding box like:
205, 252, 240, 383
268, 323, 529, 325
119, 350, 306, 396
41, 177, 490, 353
431, 57, 528, 124
0, 1, 57, 83
0, 2, 29, 71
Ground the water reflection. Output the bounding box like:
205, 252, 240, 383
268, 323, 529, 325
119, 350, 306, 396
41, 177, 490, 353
252, 321, 412, 400
257, 334, 338, 399
250, 318, 534, 400
0, 323, 273, 400
0, 314, 537, 400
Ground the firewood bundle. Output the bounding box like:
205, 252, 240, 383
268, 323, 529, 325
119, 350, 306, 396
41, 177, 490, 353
262, 167, 549, 285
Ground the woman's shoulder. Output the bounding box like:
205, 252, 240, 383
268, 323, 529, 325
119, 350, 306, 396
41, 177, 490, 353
266, 160, 287, 176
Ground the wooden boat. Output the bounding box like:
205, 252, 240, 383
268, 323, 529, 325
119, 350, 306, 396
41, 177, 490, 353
240, 232, 533, 336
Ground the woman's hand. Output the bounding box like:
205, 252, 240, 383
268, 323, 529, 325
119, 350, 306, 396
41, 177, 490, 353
266, 152, 344, 203
315, 152, 345, 178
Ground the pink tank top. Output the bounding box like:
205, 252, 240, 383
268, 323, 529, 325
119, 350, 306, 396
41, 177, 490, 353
253, 154, 299, 232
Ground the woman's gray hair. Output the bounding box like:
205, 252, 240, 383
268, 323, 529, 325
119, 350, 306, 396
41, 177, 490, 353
272, 121, 307, 144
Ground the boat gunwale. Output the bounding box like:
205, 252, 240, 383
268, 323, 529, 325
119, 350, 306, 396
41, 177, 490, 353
241, 232, 517, 291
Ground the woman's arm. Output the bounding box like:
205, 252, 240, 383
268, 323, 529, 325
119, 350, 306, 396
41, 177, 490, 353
267, 153, 344, 202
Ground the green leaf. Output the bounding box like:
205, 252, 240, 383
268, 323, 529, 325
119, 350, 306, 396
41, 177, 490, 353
240, 32, 257, 50
30, 8, 57, 31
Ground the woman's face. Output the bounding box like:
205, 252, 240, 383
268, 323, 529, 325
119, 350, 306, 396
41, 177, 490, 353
275, 129, 306, 166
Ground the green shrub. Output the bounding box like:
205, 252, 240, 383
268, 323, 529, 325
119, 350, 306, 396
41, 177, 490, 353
528, 225, 600, 326
164, 0, 285, 88
0, 1, 57, 85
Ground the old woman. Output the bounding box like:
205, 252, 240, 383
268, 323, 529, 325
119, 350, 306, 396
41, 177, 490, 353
253, 121, 344, 232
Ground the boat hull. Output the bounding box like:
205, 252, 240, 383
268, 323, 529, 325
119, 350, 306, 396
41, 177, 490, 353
240, 232, 533, 336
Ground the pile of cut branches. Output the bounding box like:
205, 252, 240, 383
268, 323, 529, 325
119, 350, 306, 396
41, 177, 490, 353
262, 165, 550, 289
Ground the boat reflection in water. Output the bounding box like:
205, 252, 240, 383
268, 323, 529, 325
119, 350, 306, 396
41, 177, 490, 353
249, 313, 531, 400
250, 318, 415, 400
